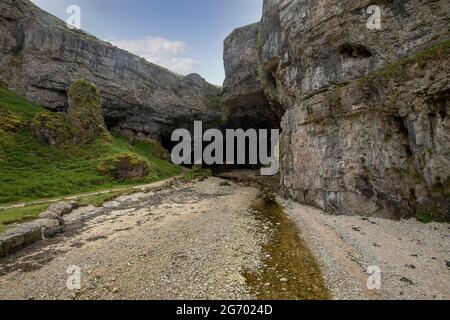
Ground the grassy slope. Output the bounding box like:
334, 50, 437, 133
0, 85, 182, 207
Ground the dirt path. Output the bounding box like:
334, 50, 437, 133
0, 175, 183, 211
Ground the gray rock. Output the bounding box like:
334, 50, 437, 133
224, 0, 450, 220
69, 201, 79, 210
222, 23, 282, 129
37, 218, 64, 238
38, 211, 59, 220
0, 221, 43, 257
47, 202, 73, 217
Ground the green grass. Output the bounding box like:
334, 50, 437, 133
0, 204, 49, 233
0, 85, 182, 205
416, 212, 435, 224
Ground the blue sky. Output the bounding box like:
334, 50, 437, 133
31, 0, 263, 85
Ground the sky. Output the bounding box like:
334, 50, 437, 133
30, 0, 264, 85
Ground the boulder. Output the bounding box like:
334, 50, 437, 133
97, 153, 150, 181
37, 218, 64, 238
0, 217, 65, 258
47, 202, 73, 217
39, 211, 59, 220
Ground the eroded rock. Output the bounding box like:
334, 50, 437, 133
97, 153, 150, 181
47, 202, 73, 217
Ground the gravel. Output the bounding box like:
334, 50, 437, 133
281, 199, 450, 300
0, 178, 270, 300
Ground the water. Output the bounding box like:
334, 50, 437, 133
244, 200, 331, 300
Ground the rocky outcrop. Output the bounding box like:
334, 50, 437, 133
222, 23, 282, 129
96, 153, 150, 181
225, 0, 450, 220
67, 80, 112, 143
0, 0, 221, 143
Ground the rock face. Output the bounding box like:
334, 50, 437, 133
222, 23, 282, 129
225, 0, 450, 220
0, 0, 221, 143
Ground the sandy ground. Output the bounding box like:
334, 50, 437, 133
0, 178, 270, 300
281, 200, 450, 300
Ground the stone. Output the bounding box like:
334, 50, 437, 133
47, 202, 73, 217
37, 218, 64, 238
39, 211, 59, 220
0, 221, 42, 257
97, 153, 150, 181
0, 231, 25, 257
69, 201, 79, 210
0, 0, 221, 142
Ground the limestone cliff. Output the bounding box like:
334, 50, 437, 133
225, 0, 450, 220
0, 0, 221, 142
222, 23, 282, 129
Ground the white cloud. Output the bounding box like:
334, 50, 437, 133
108, 36, 200, 75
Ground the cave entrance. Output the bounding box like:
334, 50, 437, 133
159, 107, 283, 177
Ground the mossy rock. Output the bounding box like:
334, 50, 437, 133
30, 112, 72, 146
67, 80, 112, 144
97, 153, 150, 181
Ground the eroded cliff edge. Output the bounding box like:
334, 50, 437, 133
224, 0, 450, 220
0, 0, 221, 142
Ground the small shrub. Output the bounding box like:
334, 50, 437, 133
97, 153, 150, 181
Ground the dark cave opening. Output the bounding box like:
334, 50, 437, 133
339, 44, 373, 60
159, 111, 283, 176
